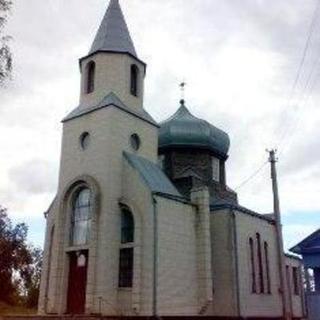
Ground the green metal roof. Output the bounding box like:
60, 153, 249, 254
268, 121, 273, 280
123, 152, 181, 197
158, 100, 230, 158
62, 92, 158, 127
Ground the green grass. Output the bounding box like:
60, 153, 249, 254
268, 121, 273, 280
0, 302, 37, 316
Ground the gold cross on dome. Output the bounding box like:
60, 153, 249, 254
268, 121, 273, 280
180, 81, 186, 100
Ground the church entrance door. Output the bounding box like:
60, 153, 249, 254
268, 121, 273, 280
66, 250, 88, 314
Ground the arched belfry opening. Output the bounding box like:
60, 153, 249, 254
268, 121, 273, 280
130, 64, 139, 96
86, 61, 95, 94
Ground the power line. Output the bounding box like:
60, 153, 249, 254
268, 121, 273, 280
234, 161, 268, 191
276, 0, 320, 150
234, 1, 320, 191
279, 68, 320, 157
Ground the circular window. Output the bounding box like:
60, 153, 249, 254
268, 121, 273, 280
130, 134, 141, 151
80, 132, 90, 150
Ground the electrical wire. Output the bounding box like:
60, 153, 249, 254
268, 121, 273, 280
234, 161, 269, 191
235, 0, 320, 191
276, 0, 320, 150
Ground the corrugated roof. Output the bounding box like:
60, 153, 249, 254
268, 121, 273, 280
62, 92, 158, 127
89, 0, 137, 57
124, 152, 181, 197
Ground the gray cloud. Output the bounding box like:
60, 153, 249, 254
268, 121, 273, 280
1, 0, 320, 244
9, 159, 58, 195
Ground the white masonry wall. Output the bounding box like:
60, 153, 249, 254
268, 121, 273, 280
39, 103, 158, 315
155, 195, 199, 316
80, 53, 145, 112
235, 210, 283, 318
285, 255, 305, 319
209, 210, 239, 317
121, 156, 155, 316
121, 158, 200, 316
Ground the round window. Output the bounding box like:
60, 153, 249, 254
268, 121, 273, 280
80, 132, 90, 150
130, 134, 141, 151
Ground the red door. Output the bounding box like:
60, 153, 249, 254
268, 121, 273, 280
66, 251, 88, 314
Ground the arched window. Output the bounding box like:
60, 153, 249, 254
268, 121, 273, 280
121, 208, 134, 244
130, 64, 139, 96
264, 241, 271, 294
86, 61, 95, 94
256, 233, 264, 293
71, 188, 92, 246
249, 237, 257, 293
119, 207, 135, 288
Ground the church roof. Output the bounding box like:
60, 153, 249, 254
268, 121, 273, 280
124, 152, 181, 197
159, 100, 230, 158
89, 0, 137, 58
62, 92, 158, 127
290, 229, 320, 255
210, 203, 276, 224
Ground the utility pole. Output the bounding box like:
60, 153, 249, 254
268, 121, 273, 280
268, 149, 290, 320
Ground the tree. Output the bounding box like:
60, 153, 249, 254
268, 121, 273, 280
21, 247, 43, 308
0, 0, 12, 85
0, 206, 43, 307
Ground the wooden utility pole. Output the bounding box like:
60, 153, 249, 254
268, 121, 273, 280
268, 149, 290, 320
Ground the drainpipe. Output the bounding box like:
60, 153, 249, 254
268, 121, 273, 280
231, 210, 241, 318
152, 196, 159, 319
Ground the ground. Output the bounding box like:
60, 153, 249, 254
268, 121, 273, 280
0, 302, 36, 316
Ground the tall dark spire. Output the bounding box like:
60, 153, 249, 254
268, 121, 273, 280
89, 0, 137, 57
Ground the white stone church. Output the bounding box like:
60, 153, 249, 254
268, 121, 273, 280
38, 1, 306, 318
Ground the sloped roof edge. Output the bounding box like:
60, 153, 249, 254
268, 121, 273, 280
290, 228, 320, 254
62, 92, 159, 127
210, 203, 275, 224
123, 152, 181, 198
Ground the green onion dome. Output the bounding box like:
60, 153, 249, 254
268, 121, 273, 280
159, 100, 230, 158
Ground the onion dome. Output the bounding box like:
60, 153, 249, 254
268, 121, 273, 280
159, 100, 230, 158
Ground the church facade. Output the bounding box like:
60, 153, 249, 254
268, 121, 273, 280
38, 1, 306, 318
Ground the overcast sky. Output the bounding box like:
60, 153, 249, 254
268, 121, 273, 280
1, 0, 320, 250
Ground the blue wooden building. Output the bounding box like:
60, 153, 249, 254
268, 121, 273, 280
291, 229, 320, 320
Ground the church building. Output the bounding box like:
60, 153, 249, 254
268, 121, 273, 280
38, 1, 306, 318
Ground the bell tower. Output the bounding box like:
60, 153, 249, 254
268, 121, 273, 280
79, 0, 146, 111
38, 0, 158, 315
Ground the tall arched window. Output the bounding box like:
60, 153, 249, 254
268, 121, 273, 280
119, 207, 135, 288
256, 233, 264, 293
249, 237, 257, 293
130, 64, 139, 96
121, 208, 134, 244
71, 188, 92, 246
264, 241, 271, 294
86, 61, 95, 94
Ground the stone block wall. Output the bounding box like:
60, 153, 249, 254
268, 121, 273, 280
79, 53, 145, 112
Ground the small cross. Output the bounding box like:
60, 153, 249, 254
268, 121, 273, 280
180, 81, 186, 100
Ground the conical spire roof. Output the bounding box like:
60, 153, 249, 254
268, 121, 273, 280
89, 0, 137, 57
